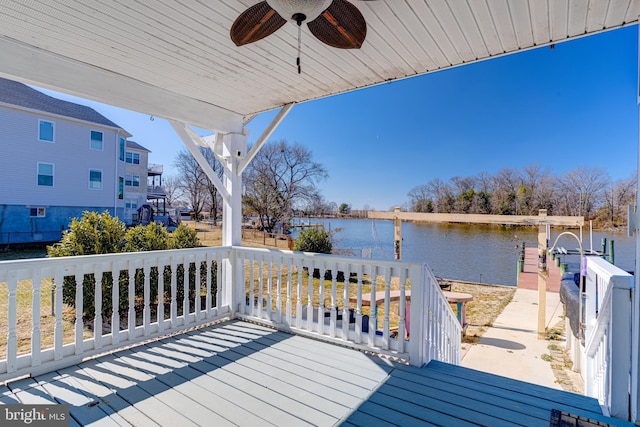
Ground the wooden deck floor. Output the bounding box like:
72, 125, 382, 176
0, 320, 620, 426
518, 247, 563, 292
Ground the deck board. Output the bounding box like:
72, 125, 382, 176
0, 320, 617, 426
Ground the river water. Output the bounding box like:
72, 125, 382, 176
292, 218, 636, 286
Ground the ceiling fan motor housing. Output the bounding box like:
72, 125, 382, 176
266, 0, 332, 22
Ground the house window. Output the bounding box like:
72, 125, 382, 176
125, 199, 138, 209
37, 162, 54, 186
125, 174, 140, 187
29, 207, 46, 217
119, 137, 125, 161
89, 169, 103, 190
125, 152, 140, 164
90, 131, 103, 150
118, 177, 124, 199
38, 120, 54, 142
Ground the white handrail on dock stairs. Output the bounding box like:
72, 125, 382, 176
584, 256, 634, 420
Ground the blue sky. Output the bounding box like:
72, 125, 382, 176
37, 25, 638, 211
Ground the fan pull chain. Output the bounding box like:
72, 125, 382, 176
297, 20, 302, 74
292, 13, 306, 74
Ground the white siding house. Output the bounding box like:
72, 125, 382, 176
123, 140, 150, 224
0, 78, 132, 244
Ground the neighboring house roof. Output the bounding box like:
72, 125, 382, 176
126, 140, 151, 152
0, 77, 128, 132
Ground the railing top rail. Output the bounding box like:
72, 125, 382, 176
0, 246, 232, 271
586, 257, 633, 287
233, 246, 425, 270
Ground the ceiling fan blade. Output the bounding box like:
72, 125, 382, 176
230, 1, 286, 46
307, 0, 367, 49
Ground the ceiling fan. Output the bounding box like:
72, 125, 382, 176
230, 0, 374, 72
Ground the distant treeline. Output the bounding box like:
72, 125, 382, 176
403, 165, 636, 227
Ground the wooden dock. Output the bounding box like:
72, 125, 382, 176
518, 247, 563, 292
0, 320, 620, 426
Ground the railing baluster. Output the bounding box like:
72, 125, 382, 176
195, 254, 202, 321
276, 258, 282, 324
112, 263, 120, 345
216, 251, 223, 310
267, 259, 273, 321
341, 263, 349, 342
74, 269, 84, 355
94, 265, 103, 349
317, 263, 325, 335
329, 262, 337, 338
31, 270, 42, 366
248, 253, 254, 316
368, 265, 377, 347
398, 268, 407, 353
127, 264, 135, 340
355, 265, 363, 344
170, 257, 177, 328
54, 268, 64, 360
183, 256, 189, 323
286, 256, 293, 325
306, 261, 313, 331
158, 258, 165, 330
204, 253, 211, 319
257, 256, 264, 319
7, 271, 17, 372
382, 267, 391, 350
295, 258, 302, 329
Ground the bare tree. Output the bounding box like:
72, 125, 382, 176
516, 164, 553, 215
173, 149, 208, 219
304, 192, 334, 217
556, 166, 609, 219
199, 148, 224, 225
492, 168, 521, 215
450, 176, 475, 213
407, 184, 432, 212
244, 140, 328, 232
161, 175, 181, 208
600, 173, 636, 225
426, 178, 453, 213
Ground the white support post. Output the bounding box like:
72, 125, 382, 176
220, 132, 246, 314
408, 265, 427, 366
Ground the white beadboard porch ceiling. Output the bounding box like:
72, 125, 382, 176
0, 0, 638, 131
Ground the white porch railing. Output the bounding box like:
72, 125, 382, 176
584, 256, 634, 420
0, 247, 230, 383
234, 247, 461, 366
0, 246, 461, 382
